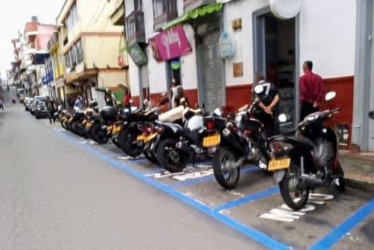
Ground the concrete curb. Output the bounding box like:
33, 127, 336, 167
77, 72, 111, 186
345, 177, 374, 192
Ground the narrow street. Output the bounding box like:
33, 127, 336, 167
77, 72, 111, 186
0, 88, 258, 250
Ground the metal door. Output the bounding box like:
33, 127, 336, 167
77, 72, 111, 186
200, 30, 225, 113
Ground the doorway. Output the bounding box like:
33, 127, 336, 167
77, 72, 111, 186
254, 10, 299, 132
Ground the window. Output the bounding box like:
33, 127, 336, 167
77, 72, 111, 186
75, 40, 83, 63
152, 0, 177, 27
65, 53, 71, 69
65, 40, 83, 71
135, 0, 143, 11
65, 3, 79, 34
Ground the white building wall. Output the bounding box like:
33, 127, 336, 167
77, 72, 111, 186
180, 24, 198, 90
299, 0, 356, 78
223, 0, 268, 86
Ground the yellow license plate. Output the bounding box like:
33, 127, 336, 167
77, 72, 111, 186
67, 117, 73, 123
144, 133, 158, 143
86, 122, 93, 129
112, 126, 121, 135
137, 135, 145, 141
268, 158, 291, 171
203, 134, 221, 147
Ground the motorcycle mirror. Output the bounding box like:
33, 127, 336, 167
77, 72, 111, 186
254, 85, 264, 94
369, 111, 374, 120
325, 91, 336, 101
278, 114, 287, 123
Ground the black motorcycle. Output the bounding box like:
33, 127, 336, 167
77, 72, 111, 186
267, 91, 346, 211
212, 100, 270, 189
154, 107, 225, 173
117, 107, 160, 157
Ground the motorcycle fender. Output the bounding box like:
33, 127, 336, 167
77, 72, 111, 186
273, 170, 286, 183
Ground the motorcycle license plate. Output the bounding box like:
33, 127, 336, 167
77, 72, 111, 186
112, 126, 121, 135
137, 135, 145, 141
203, 134, 221, 147
86, 122, 93, 129
144, 133, 158, 143
268, 158, 291, 171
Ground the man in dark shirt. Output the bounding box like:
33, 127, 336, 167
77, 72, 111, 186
299, 61, 324, 121
253, 74, 280, 137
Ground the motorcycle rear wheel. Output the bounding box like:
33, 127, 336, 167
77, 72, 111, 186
157, 139, 188, 173
144, 144, 159, 164
213, 146, 240, 190
121, 129, 143, 157
91, 124, 109, 144
279, 163, 309, 211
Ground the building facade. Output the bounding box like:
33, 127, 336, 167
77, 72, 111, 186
56, 0, 129, 105
125, 0, 355, 145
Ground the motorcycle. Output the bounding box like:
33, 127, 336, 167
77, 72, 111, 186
90, 106, 124, 144
150, 106, 225, 173
212, 99, 270, 189
267, 91, 346, 211
117, 106, 160, 157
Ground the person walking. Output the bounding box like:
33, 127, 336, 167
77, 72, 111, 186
299, 60, 325, 121
104, 89, 116, 107
74, 96, 84, 110
46, 96, 56, 124
122, 89, 131, 109
0, 98, 4, 110
170, 79, 184, 108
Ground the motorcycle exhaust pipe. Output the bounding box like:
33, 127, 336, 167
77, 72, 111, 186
299, 156, 324, 186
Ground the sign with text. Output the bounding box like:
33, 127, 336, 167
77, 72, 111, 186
126, 43, 148, 67
153, 26, 192, 61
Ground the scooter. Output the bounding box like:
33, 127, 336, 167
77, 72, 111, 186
267, 91, 346, 211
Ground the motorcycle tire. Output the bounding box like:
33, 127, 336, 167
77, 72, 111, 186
71, 121, 80, 136
213, 146, 240, 190
60, 120, 67, 129
335, 163, 346, 192
121, 129, 143, 157
279, 162, 309, 211
90, 124, 109, 144
157, 138, 188, 173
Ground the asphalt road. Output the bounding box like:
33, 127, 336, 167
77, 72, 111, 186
1, 87, 373, 250
0, 88, 259, 250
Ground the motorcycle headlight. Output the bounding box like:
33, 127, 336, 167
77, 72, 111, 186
269, 141, 294, 157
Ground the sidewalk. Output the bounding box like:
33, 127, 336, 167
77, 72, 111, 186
339, 150, 374, 191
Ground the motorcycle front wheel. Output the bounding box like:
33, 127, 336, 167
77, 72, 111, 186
279, 163, 309, 211
157, 139, 188, 173
213, 146, 241, 190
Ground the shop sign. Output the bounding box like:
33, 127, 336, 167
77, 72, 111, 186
152, 26, 191, 61
219, 31, 235, 59
126, 43, 148, 67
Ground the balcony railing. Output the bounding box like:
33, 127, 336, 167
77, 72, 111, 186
47, 33, 59, 51
125, 10, 146, 44
184, 0, 216, 12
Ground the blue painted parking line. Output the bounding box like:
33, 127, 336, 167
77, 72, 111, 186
129, 157, 148, 163
309, 198, 374, 250
53, 130, 290, 249
170, 167, 261, 189
143, 168, 166, 175
213, 187, 280, 212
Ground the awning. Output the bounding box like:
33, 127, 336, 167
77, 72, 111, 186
65, 69, 98, 84
162, 3, 223, 30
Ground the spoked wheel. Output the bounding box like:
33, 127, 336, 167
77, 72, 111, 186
90, 124, 109, 144
157, 139, 188, 173
213, 146, 241, 190
279, 163, 309, 211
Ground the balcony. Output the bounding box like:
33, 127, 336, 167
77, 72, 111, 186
184, 0, 216, 12
125, 10, 146, 45
47, 33, 59, 51
153, 0, 178, 29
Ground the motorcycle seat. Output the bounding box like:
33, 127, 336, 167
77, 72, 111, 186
270, 135, 315, 149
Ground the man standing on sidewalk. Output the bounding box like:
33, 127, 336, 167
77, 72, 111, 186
299, 61, 325, 121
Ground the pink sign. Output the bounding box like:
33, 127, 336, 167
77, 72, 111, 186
153, 26, 192, 61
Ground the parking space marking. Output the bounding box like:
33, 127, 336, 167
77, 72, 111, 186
309, 198, 374, 250
213, 187, 279, 212
53, 130, 290, 249
170, 167, 261, 189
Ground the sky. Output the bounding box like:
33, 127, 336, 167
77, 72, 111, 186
0, 0, 65, 78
